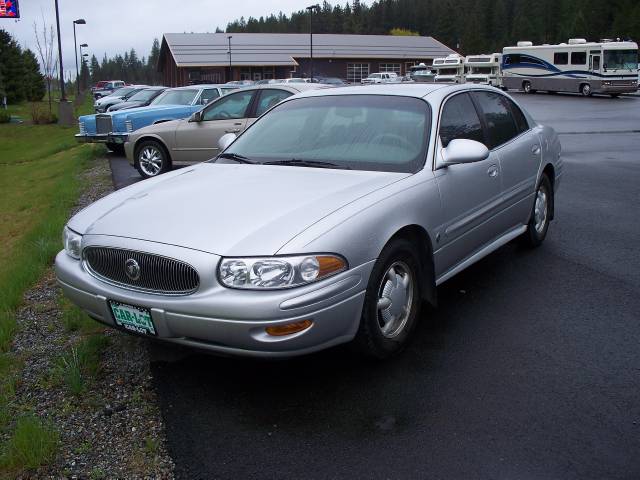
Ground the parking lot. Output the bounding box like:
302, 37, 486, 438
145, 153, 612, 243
106, 92, 640, 479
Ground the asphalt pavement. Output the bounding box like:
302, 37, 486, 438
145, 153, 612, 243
108, 92, 640, 479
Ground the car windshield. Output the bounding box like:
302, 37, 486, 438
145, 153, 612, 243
151, 89, 198, 105
127, 89, 162, 102
110, 87, 134, 97
223, 95, 431, 173
604, 49, 638, 70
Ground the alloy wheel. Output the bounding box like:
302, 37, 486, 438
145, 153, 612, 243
138, 146, 164, 177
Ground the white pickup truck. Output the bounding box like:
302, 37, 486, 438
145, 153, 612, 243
361, 72, 400, 85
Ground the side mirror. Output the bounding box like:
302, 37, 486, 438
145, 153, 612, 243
189, 111, 202, 123
442, 139, 490, 165
218, 133, 237, 150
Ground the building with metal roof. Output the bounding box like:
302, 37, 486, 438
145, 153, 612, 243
159, 33, 456, 86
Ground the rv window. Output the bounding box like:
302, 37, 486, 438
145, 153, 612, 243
439, 93, 484, 148
471, 92, 519, 149
554, 52, 568, 65
505, 54, 520, 65
571, 52, 587, 65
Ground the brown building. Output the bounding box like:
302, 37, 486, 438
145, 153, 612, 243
159, 33, 456, 86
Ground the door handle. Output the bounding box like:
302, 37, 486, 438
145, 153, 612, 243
225, 129, 241, 133
531, 144, 541, 155
487, 165, 499, 178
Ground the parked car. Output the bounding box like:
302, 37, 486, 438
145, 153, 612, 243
93, 80, 125, 99
316, 77, 348, 86
76, 85, 236, 155
94, 86, 147, 113
361, 72, 400, 85
107, 87, 168, 112
225, 80, 255, 87
91, 81, 109, 93
125, 83, 328, 178
56, 84, 562, 359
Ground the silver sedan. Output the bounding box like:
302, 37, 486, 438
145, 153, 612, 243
56, 84, 562, 359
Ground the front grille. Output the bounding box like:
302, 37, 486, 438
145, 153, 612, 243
95, 115, 112, 134
84, 247, 199, 295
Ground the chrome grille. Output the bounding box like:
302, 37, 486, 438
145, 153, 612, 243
84, 247, 199, 295
95, 115, 112, 134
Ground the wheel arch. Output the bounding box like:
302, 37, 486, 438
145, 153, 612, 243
385, 224, 437, 307
541, 163, 556, 220
133, 135, 173, 165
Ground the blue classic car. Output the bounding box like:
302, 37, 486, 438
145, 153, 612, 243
76, 85, 236, 154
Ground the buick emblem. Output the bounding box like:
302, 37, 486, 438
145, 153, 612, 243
125, 258, 141, 281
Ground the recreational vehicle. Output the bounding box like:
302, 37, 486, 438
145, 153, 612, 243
464, 53, 503, 87
502, 39, 638, 97
432, 54, 465, 83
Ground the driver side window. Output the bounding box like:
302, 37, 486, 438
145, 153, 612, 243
202, 91, 254, 121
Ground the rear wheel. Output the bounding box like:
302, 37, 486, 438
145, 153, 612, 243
580, 83, 592, 97
134, 140, 171, 179
355, 238, 422, 359
521, 174, 553, 248
105, 142, 125, 156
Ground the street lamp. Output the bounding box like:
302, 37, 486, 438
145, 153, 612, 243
54, 0, 67, 100
80, 44, 88, 91
73, 18, 86, 95
227, 35, 233, 82
306, 4, 320, 80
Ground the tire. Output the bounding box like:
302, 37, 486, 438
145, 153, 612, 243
521, 174, 553, 248
523, 81, 533, 93
580, 83, 592, 97
105, 142, 125, 156
354, 238, 423, 359
134, 140, 171, 179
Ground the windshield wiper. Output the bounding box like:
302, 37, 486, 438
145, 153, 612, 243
263, 159, 351, 170
216, 152, 255, 164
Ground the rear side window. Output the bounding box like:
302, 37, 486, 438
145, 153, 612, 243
439, 93, 484, 148
506, 98, 529, 134
199, 89, 220, 105
254, 89, 292, 117
471, 91, 519, 149
554, 52, 568, 65
571, 51, 587, 65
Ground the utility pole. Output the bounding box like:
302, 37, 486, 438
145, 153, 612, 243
306, 5, 320, 80
73, 19, 86, 95
227, 35, 233, 82
54, 0, 66, 100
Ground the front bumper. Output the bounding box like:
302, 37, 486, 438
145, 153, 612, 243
55, 236, 371, 358
75, 133, 129, 144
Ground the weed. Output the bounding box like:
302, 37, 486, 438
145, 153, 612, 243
0, 415, 59, 473
145, 436, 159, 455
53, 335, 110, 395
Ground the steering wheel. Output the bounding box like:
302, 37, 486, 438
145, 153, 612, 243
370, 132, 413, 150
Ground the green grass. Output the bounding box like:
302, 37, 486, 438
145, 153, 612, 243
52, 335, 110, 396
0, 415, 59, 473
59, 297, 104, 334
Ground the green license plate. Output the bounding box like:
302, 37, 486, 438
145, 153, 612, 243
109, 301, 156, 336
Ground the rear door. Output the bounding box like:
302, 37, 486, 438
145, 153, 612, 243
433, 92, 504, 276
247, 88, 294, 127
471, 91, 541, 228
173, 90, 255, 163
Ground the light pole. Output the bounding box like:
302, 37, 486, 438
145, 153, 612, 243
306, 4, 320, 80
73, 19, 86, 96
54, 0, 66, 100
227, 35, 233, 82
81, 47, 89, 90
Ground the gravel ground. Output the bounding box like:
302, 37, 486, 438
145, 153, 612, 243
10, 158, 174, 479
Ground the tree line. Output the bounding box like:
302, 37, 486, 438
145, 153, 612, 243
0, 29, 45, 104
86, 38, 162, 86
225, 0, 640, 55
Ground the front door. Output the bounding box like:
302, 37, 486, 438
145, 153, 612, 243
433, 92, 504, 278
173, 90, 255, 163
590, 54, 601, 73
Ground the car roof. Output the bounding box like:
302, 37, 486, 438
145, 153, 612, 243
291, 83, 500, 100
230, 83, 333, 94
170, 84, 227, 90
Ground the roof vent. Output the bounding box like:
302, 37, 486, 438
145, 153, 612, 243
568, 38, 587, 44
517, 41, 533, 47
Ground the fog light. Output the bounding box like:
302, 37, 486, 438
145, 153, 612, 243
265, 320, 313, 337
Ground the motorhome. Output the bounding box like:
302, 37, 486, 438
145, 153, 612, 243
502, 38, 638, 97
464, 53, 503, 87
409, 63, 436, 82
432, 54, 465, 83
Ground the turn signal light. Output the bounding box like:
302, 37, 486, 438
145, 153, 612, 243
265, 319, 313, 337
317, 256, 346, 277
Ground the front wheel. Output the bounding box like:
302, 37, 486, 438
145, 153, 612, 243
354, 238, 422, 359
134, 140, 171, 179
523, 81, 534, 93
521, 174, 553, 248
580, 83, 592, 97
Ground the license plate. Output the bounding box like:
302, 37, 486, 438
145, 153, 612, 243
109, 301, 156, 336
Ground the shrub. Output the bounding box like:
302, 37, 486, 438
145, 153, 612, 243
0, 110, 10, 123
29, 103, 57, 125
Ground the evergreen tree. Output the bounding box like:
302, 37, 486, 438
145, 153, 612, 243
0, 29, 26, 103
22, 49, 45, 101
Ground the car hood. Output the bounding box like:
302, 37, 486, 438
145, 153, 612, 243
110, 101, 144, 111
69, 163, 409, 256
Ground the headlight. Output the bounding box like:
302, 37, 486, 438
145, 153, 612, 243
63, 227, 82, 259
218, 255, 347, 289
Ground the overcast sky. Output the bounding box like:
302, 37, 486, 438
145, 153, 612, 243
3, 0, 370, 80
